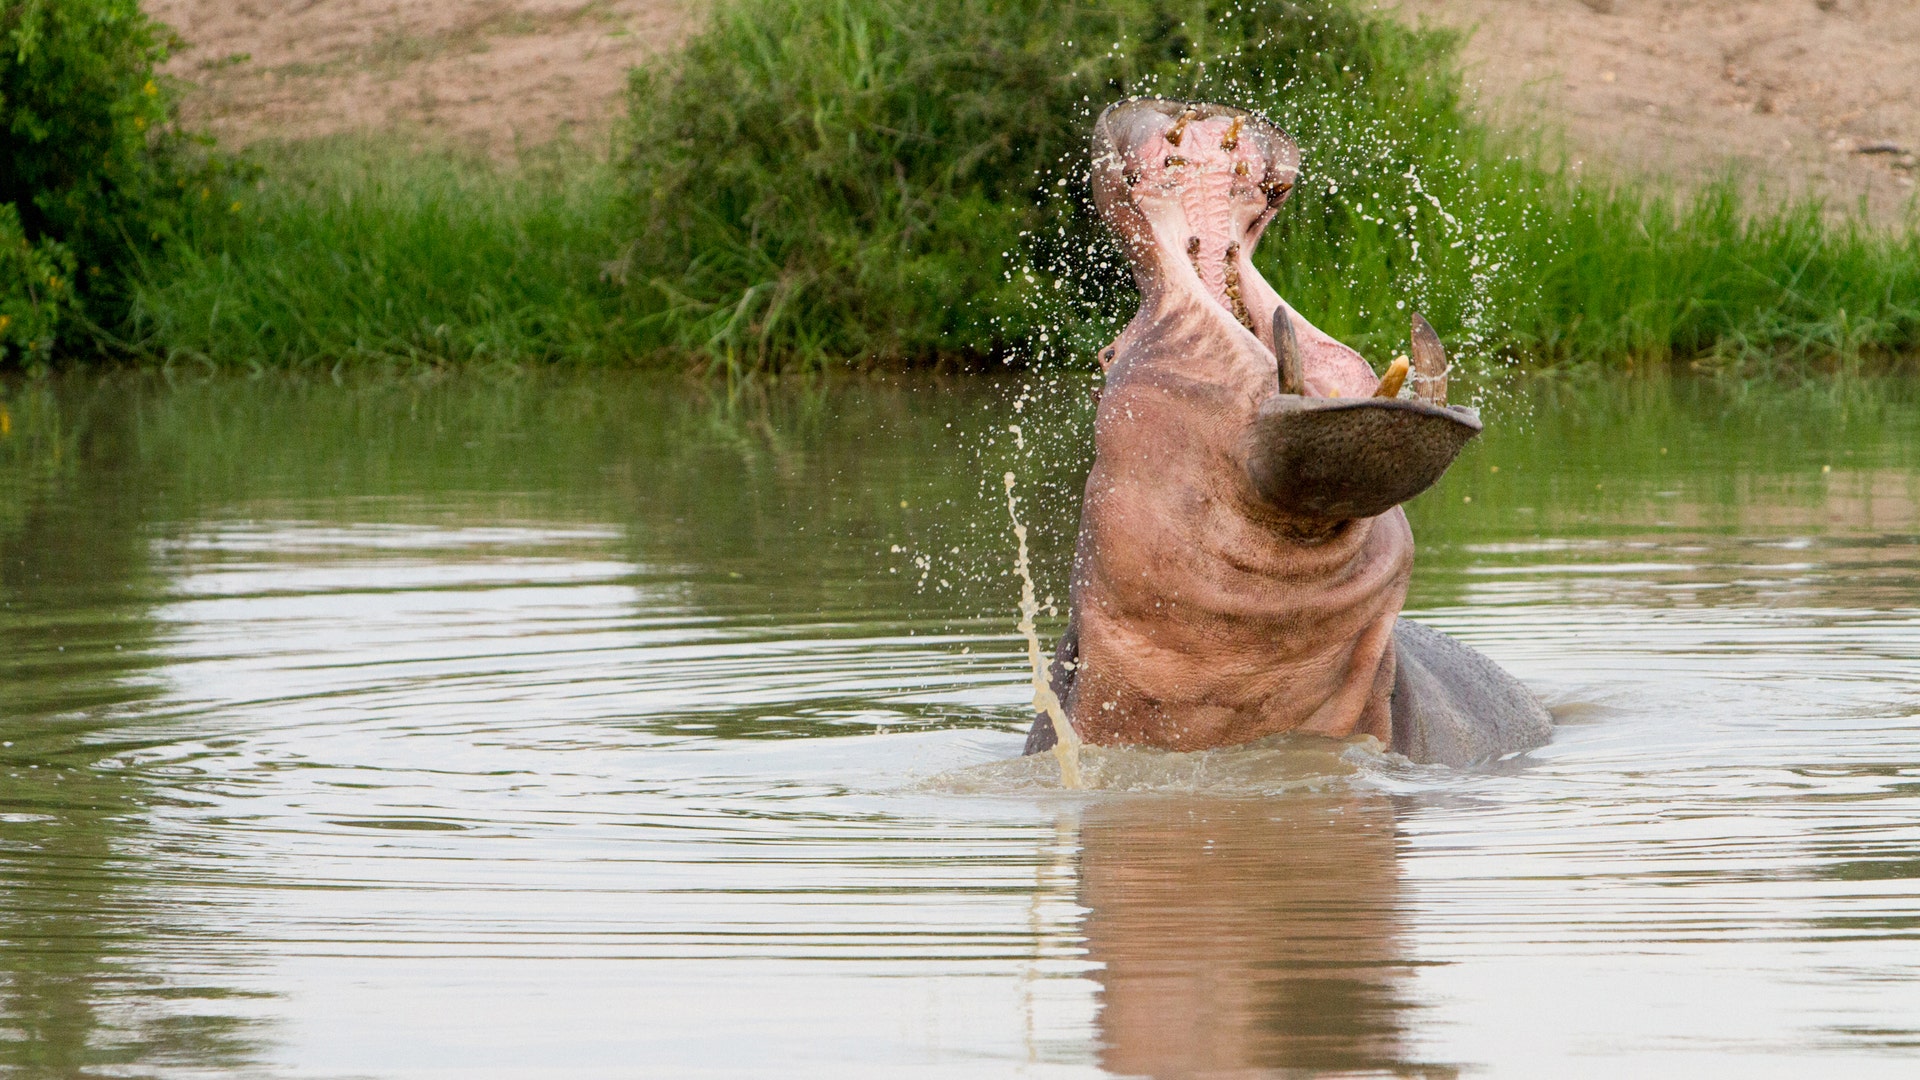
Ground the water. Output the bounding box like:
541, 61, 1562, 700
1, 371, 1918, 1077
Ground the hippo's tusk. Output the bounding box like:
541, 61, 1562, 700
1374, 357, 1411, 398
1409, 312, 1449, 406
1273, 303, 1306, 396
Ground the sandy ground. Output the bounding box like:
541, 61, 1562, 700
151, 0, 1917, 220
149, 0, 696, 156
1390, 0, 1919, 221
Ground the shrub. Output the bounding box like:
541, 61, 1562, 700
123, 0, 1920, 373
1, 0, 220, 362
615, 0, 1542, 371
123, 144, 628, 370
0, 203, 74, 362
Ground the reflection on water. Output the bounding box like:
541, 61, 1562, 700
1078, 796, 1441, 1078
0, 371, 1917, 1076
0, 382, 266, 1073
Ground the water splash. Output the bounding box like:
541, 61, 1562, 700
1003, 471, 1083, 788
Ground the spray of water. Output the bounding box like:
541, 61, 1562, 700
1003, 471, 1083, 789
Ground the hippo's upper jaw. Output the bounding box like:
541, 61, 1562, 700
1092, 99, 1298, 337
1092, 98, 1482, 527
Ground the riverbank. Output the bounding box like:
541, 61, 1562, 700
13, 0, 1920, 374
113, 0, 1917, 377
151, 0, 1920, 223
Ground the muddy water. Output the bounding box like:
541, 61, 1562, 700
1, 371, 1918, 1077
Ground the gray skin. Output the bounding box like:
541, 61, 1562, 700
1024, 99, 1550, 768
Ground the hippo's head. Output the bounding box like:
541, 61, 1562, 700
1091, 98, 1482, 525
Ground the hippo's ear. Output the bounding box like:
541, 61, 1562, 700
1245, 396, 1481, 523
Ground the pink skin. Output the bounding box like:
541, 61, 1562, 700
1065, 103, 1410, 751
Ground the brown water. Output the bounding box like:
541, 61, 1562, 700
1, 371, 1918, 1077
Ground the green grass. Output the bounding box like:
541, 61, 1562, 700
113, 0, 1920, 376
1525, 183, 1920, 375
121, 142, 630, 371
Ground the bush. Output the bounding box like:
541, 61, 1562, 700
616, 0, 1545, 371
124, 143, 629, 370
123, 0, 1920, 373
0, 203, 74, 362
1, 0, 220, 362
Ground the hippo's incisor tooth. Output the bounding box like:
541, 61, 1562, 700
1165, 108, 1197, 147
1221, 115, 1244, 150
1374, 357, 1411, 399
1409, 311, 1449, 406
1164, 155, 1188, 168
1273, 303, 1306, 396
1234, 160, 1251, 178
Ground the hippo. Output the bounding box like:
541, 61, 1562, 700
1025, 99, 1551, 768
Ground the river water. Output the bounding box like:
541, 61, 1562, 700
1, 371, 1917, 1077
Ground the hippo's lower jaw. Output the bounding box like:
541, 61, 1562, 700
1246, 396, 1482, 525
1244, 300, 1481, 527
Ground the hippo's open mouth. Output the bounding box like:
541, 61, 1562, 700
1094, 99, 1297, 335
1092, 97, 1482, 524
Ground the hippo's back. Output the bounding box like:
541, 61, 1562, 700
1389, 619, 1552, 766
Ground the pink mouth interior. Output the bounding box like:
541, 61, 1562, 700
1123, 112, 1278, 327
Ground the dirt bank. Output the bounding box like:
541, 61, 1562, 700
1392, 0, 1918, 222
150, 0, 695, 156
151, 0, 1917, 221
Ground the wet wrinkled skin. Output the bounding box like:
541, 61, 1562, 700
1027, 99, 1550, 765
